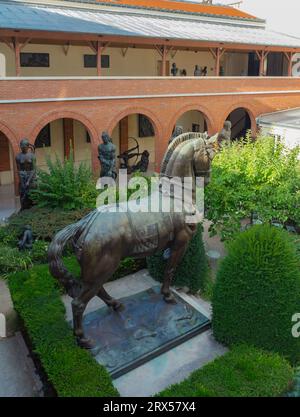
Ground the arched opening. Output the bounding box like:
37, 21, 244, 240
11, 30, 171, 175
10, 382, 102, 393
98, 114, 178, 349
111, 113, 156, 173
34, 118, 92, 170
0, 130, 17, 219
226, 108, 252, 140
172, 110, 208, 138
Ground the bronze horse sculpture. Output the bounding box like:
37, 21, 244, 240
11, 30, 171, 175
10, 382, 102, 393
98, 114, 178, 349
48, 132, 217, 348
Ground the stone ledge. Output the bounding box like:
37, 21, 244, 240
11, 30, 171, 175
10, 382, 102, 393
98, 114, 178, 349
0, 279, 19, 338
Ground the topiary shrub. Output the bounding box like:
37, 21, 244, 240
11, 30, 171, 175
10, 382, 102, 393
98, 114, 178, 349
157, 345, 293, 397
146, 224, 208, 293
212, 225, 300, 365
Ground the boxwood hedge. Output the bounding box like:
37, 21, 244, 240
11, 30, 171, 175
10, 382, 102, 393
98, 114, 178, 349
8, 259, 119, 397
212, 225, 300, 365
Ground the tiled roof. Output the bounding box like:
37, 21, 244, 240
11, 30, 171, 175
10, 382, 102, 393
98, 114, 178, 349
0, 2, 300, 48
91, 0, 258, 20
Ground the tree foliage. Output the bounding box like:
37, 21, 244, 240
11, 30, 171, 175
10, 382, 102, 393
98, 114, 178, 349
205, 134, 300, 240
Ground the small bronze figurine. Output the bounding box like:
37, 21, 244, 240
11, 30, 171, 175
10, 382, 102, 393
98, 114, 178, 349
171, 63, 178, 76
98, 132, 117, 180
18, 225, 34, 251
217, 121, 232, 148
15, 139, 36, 211
194, 65, 201, 76
201, 66, 208, 76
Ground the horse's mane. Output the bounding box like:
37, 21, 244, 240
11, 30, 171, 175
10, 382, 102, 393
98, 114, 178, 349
160, 132, 208, 174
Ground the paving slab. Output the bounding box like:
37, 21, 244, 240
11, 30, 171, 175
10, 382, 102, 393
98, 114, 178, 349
62, 270, 227, 397
0, 332, 43, 397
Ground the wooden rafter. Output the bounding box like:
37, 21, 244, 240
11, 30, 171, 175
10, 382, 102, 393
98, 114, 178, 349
121, 47, 128, 57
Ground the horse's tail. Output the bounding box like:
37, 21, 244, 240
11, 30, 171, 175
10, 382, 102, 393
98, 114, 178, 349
48, 212, 94, 297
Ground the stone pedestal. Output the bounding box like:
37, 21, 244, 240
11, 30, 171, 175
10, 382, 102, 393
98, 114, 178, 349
0, 280, 19, 338
82, 286, 210, 378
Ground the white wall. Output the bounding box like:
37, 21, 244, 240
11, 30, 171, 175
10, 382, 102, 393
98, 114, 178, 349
176, 111, 206, 133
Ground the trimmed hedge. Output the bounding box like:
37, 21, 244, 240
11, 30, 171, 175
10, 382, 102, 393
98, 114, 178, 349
146, 224, 208, 293
212, 225, 300, 365
8, 259, 119, 397
157, 345, 293, 397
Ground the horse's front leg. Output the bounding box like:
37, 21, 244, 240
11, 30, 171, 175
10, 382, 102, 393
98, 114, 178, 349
161, 230, 190, 303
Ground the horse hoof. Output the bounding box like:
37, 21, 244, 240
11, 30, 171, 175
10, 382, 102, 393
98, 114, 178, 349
163, 294, 177, 304
77, 337, 95, 350
113, 302, 124, 312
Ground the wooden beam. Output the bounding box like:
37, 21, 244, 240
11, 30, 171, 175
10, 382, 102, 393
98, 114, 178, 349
284, 51, 294, 77
256, 50, 269, 76
19, 38, 31, 51
62, 42, 71, 56
1, 38, 14, 51
97, 41, 102, 76
13, 38, 21, 77
63, 118, 74, 159
1, 28, 300, 54
121, 47, 129, 57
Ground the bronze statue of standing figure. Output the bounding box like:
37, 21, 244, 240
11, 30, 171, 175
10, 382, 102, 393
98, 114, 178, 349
15, 139, 36, 210
98, 131, 117, 180
48, 132, 217, 349
217, 121, 232, 148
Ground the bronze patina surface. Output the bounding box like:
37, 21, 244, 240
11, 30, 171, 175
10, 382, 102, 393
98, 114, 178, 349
81, 286, 210, 378
49, 132, 217, 348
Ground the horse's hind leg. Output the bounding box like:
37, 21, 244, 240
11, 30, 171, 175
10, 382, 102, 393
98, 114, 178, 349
72, 285, 98, 349
98, 287, 123, 311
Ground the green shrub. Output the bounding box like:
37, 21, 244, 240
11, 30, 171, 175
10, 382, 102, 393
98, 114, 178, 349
9, 207, 91, 241
205, 135, 300, 240
30, 154, 98, 210
0, 245, 33, 276
8, 263, 119, 397
157, 345, 293, 397
147, 224, 208, 293
212, 225, 300, 365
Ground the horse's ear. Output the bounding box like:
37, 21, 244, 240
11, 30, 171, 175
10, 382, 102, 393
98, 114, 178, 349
207, 133, 218, 145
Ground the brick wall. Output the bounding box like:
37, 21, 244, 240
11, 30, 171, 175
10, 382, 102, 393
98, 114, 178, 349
1, 76, 300, 194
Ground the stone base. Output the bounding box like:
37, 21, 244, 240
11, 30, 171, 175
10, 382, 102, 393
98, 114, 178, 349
82, 286, 210, 379
0, 280, 19, 338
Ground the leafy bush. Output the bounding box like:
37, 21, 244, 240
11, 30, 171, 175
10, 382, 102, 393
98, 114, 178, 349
9, 207, 91, 241
205, 135, 300, 240
8, 262, 119, 397
30, 154, 98, 210
147, 224, 208, 293
0, 245, 33, 276
212, 225, 300, 365
157, 345, 293, 397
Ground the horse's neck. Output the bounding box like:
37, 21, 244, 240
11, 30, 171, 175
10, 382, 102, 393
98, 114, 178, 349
162, 151, 196, 205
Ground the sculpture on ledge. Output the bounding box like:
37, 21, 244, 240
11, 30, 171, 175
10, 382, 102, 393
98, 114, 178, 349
18, 225, 34, 251
15, 139, 36, 211
98, 131, 117, 180
169, 125, 183, 144
217, 121, 232, 148
171, 63, 178, 76
48, 131, 217, 348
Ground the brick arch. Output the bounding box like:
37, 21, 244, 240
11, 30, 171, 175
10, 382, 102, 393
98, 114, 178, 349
28, 110, 99, 146
167, 104, 217, 139
0, 121, 19, 151
221, 103, 257, 136
106, 106, 163, 139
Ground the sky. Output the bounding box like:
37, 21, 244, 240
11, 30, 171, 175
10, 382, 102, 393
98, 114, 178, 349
184, 0, 300, 38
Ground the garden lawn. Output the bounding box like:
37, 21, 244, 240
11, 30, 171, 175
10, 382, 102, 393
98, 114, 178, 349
157, 345, 293, 397
8, 259, 119, 397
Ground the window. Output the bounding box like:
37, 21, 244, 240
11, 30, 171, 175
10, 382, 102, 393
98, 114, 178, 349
84, 54, 110, 68
20, 53, 50, 67
35, 124, 51, 148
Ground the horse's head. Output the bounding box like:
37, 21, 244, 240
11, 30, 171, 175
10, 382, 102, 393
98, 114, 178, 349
193, 134, 218, 184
